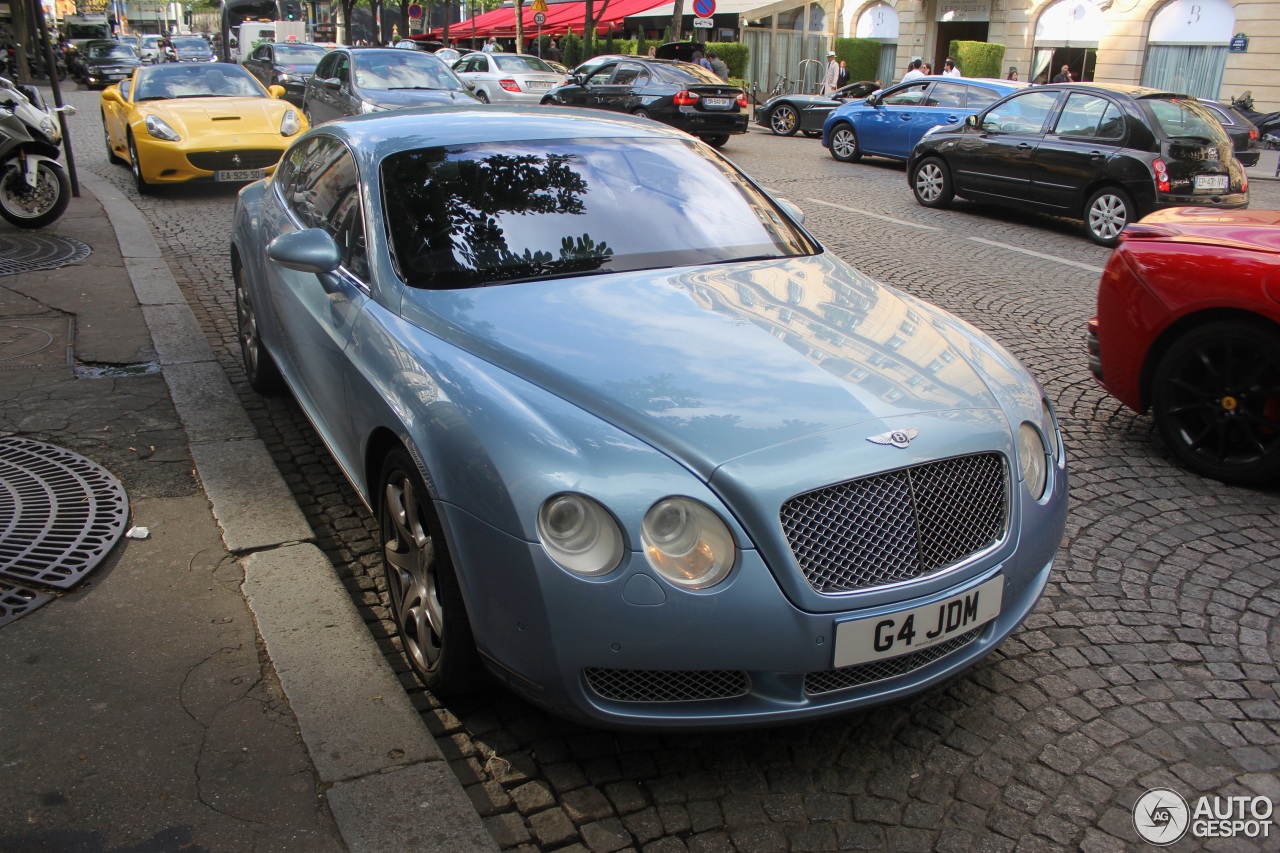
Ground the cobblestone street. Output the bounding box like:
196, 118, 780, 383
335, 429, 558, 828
61, 90, 1280, 851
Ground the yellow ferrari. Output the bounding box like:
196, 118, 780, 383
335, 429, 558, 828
101, 62, 307, 194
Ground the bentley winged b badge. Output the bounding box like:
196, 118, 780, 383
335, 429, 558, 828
867, 428, 919, 449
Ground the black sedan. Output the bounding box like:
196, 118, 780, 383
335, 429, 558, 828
755, 81, 879, 137
1197, 98, 1261, 167
76, 40, 141, 90
242, 42, 328, 106
907, 82, 1248, 247
541, 57, 747, 148
301, 47, 477, 124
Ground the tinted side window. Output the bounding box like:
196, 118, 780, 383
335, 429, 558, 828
314, 53, 335, 78
1096, 103, 1125, 139
927, 82, 967, 108
882, 82, 929, 106
612, 62, 646, 86
1053, 93, 1111, 137
966, 86, 1001, 110
282, 137, 368, 280
586, 64, 617, 87
982, 90, 1060, 133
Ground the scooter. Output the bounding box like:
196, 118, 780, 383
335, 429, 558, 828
1231, 90, 1280, 145
0, 77, 75, 228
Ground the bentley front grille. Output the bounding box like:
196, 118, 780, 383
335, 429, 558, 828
583, 668, 750, 703
780, 453, 1008, 594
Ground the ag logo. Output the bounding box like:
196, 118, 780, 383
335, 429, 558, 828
1134, 788, 1190, 845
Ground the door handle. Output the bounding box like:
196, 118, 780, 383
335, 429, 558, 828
1089, 150, 1105, 159
1017, 142, 1033, 150
946, 115, 958, 122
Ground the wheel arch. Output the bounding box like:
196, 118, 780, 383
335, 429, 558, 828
363, 426, 409, 514
1139, 308, 1280, 411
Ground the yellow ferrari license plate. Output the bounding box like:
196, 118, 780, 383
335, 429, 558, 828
216, 169, 266, 182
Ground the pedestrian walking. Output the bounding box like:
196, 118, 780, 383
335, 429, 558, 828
547, 39, 560, 63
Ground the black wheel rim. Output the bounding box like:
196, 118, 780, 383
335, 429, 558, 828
1163, 336, 1280, 471
234, 269, 260, 379
383, 471, 444, 675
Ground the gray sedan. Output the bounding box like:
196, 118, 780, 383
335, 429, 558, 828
301, 47, 476, 123
451, 52, 566, 104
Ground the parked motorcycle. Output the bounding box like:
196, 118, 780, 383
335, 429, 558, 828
1231, 90, 1280, 148
0, 77, 75, 228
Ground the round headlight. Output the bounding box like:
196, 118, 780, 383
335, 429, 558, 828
537, 493, 623, 577
1017, 422, 1049, 500
641, 497, 735, 590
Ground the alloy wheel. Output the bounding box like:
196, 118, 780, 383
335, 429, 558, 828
769, 104, 798, 136
383, 470, 446, 675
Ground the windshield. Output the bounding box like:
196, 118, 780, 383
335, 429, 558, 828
88, 43, 136, 59
173, 37, 211, 51
382, 137, 819, 289
134, 63, 265, 100
276, 45, 326, 63
353, 52, 467, 91
139, 37, 160, 48
493, 55, 557, 73
1143, 97, 1231, 145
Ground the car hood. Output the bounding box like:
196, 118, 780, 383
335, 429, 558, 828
399, 254, 1004, 479
1137, 207, 1280, 254
363, 88, 474, 108
87, 56, 139, 67
138, 97, 291, 135
279, 63, 318, 75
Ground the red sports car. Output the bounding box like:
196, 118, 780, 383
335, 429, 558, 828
1087, 207, 1280, 485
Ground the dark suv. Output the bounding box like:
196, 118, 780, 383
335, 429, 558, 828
907, 82, 1248, 246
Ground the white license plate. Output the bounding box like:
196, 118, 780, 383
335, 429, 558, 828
1195, 174, 1229, 191
526, 80, 554, 89
832, 575, 1003, 668
703, 97, 732, 108
216, 168, 266, 182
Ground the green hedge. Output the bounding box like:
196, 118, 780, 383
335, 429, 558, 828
834, 37, 880, 83
948, 40, 1005, 80
706, 41, 748, 79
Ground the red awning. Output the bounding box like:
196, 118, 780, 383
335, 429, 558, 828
425, 0, 669, 43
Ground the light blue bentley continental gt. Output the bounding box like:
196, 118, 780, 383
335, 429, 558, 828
231, 105, 1068, 729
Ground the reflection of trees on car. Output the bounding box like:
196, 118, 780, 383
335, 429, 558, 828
384, 149, 612, 288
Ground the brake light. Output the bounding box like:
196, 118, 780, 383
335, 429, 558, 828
736, 92, 748, 108
1250, 127, 1259, 140
1152, 158, 1170, 193
499, 78, 521, 93
673, 89, 699, 106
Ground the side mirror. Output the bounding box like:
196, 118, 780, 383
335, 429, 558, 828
965, 114, 979, 128
572, 74, 585, 86
267, 229, 341, 274
101, 86, 123, 104
865, 94, 879, 107
322, 77, 341, 90
268, 84, 286, 99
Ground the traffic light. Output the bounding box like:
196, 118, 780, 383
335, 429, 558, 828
276, 1, 300, 20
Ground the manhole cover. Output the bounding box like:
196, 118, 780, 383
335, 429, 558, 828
0, 315, 73, 368
0, 233, 91, 276
0, 578, 53, 627
0, 437, 129, 591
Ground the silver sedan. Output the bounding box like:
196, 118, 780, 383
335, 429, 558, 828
451, 52, 565, 103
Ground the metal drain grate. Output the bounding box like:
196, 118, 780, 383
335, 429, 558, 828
0, 436, 129, 590
0, 578, 53, 627
0, 233, 92, 276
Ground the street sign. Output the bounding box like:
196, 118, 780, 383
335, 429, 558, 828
693, 0, 716, 18
693, 17, 714, 28
532, 0, 548, 11
1230, 32, 1249, 53
408, 3, 422, 18
534, 11, 546, 25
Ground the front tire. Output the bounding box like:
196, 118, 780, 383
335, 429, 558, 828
0, 159, 70, 228
829, 123, 861, 162
632, 108, 651, 120
127, 132, 151, 195
1150, 320, 1280, 486
234, 260, 285, 395
379, 447, 484, 695
1084, 186, 1134, 247
475, 90, 490, 104
103, 111, 124, 164
769, 104, 799, 136
911, 157, 954, 208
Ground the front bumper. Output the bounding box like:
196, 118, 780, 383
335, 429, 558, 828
134, 132, 294, 185
439, 469, 1067, 730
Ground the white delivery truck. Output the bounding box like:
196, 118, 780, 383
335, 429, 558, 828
234, 20, 307, 62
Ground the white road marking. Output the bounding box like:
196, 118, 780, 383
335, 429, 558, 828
966, 237, 1107, 274
802, 197, 940, 231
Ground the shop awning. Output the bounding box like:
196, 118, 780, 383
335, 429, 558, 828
424, 0, 671, 42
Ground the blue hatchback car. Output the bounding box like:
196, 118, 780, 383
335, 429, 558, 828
823, 76, 1025, 163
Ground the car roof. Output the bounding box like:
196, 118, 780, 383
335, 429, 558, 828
318, 104, 696, 164
1034, 81, 1182, 100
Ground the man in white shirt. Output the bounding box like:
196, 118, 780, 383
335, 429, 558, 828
901, 59, 925, 82
821, 51, 839, 94
943, 58, 962, 77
